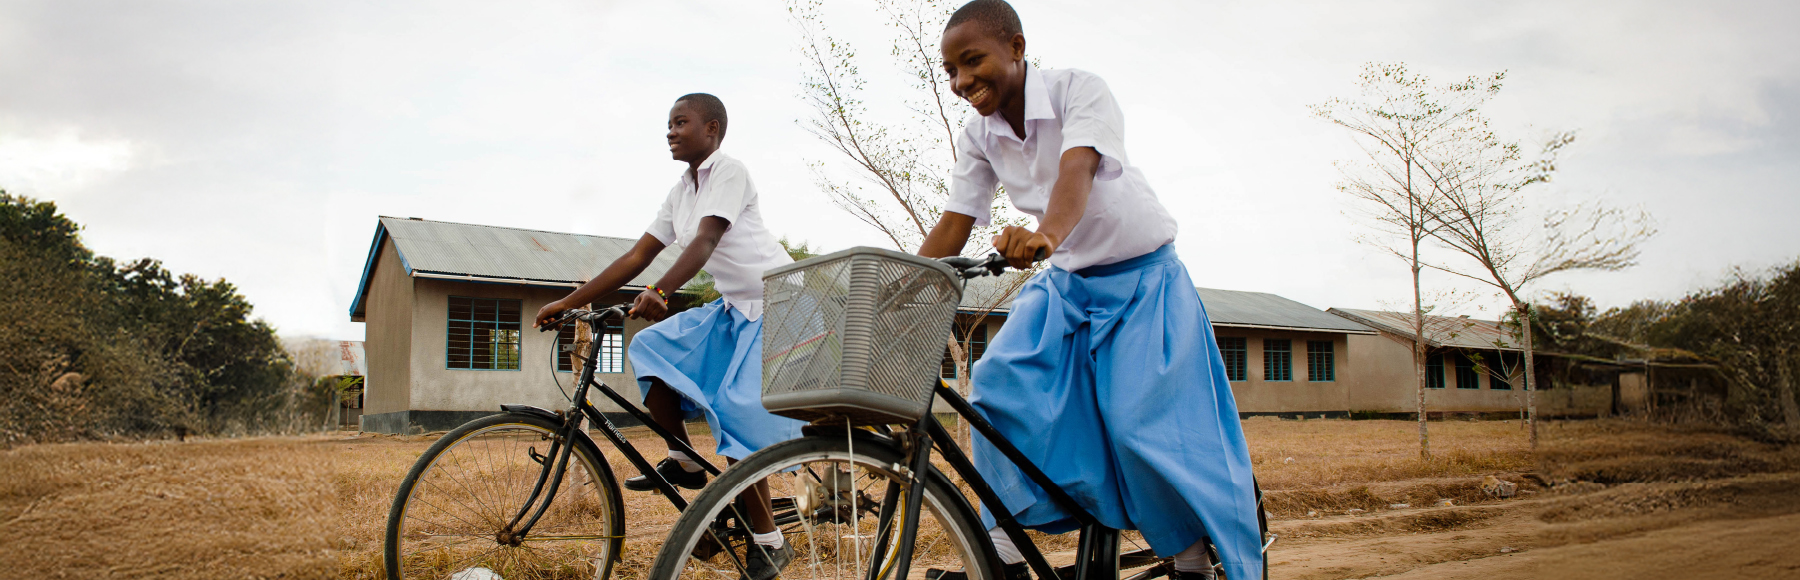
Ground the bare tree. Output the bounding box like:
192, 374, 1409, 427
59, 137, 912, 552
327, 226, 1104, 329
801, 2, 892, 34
788, 0, 1033, 394
1420, 126, 1657, 448
1312, 62, 1503, 459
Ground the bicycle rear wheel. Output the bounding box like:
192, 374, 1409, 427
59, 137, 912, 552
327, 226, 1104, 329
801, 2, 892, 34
648, 433, 997, 580
384, 412, 624, 580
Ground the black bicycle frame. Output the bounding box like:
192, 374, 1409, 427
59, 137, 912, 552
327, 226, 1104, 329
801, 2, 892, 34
882, 381, 1130, 580
508, 308, 725, 539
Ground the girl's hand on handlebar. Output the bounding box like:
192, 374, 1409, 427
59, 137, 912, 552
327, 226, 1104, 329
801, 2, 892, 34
533, 300, 569, 329
629, 288, 668, 321
991, 226, 1055, 270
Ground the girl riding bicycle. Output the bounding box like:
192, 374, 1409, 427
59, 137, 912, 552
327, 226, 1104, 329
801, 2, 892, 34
919, 2, 1263, 579
533, 93, 804, 580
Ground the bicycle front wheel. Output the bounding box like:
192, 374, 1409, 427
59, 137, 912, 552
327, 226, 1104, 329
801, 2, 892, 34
649, 432, 998, 580
384, 412, 624, 580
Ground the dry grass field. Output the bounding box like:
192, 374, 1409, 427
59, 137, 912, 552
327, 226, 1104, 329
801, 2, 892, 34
3, 417, 1797, 579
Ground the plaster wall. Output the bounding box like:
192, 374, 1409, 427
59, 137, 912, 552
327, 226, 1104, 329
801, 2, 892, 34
1219, 328, 1355, 414
1618, 372, 1651, 415
407, 278, 647, 415
1346, 332, 1539, 414
362, 241, 414, 416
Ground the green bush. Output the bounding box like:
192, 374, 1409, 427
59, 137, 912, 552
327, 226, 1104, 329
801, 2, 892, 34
0, 191, 309, 445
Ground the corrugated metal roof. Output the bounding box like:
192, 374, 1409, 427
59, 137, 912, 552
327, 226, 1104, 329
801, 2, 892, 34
1327, 308, 1521, 351
383, 216, 677, 285
943, 278, 1373, 335
1197, 288, 1376, 334
351, 217, 682, 318
284, 339, 367, 377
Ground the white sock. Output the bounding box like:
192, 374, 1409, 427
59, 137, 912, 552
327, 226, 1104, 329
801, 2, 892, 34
1171, 539, 1216, 578
988, 527, 1025, 565
753, 529, 785, 549
666, 450, 703, 472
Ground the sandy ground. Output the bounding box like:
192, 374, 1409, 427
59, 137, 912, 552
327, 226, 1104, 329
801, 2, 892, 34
2, 418, 1796, 579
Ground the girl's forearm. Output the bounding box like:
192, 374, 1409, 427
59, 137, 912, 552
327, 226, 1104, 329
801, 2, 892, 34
1037, 147, 1101, 247
653, 216, 729, 293
561, 234, 664, 307
920, 212, 977, 258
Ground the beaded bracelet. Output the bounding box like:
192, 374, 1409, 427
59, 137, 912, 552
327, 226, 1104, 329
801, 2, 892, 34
645, 284, 668, 302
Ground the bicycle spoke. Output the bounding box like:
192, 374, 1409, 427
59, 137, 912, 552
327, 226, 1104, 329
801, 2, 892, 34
391, 419, 617, 580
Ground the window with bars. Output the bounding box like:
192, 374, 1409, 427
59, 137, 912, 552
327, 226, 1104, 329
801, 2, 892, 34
1306, 340, 1335, 381
448, 296, 522, 370
1489, 351, 1516, 390
1455, 352, 1481, 389
1264, 339, 1292, 381
556, 314, 626, 374
1426, 353, 1445, 389
940, 323, 988, 380
1219, 337, 1247, 382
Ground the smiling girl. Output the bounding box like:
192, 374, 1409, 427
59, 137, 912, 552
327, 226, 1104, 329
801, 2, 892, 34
916, 3, 1263, 580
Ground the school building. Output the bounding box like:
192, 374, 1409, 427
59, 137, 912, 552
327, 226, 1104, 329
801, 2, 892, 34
347, 217, 1617, 434
349, 217, 685, 434
1328, 308, 1632, 418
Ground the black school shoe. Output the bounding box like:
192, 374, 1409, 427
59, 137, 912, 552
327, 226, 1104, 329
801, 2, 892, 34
741, 542, 793, 580
623, 458, 707, 492
925, 562, 1031, 580
1166, 569, 1218, 580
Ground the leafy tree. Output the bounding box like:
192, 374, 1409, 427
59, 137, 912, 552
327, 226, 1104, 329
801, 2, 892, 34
1312, 63, 1500, 458
0, 190, 303, 443
1658, 263, 1800, 431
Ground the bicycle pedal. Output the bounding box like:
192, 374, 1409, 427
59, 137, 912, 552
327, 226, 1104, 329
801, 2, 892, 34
691, 533, 725, 561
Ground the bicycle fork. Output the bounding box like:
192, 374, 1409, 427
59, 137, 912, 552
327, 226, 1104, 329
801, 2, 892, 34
499, 412, 583, 545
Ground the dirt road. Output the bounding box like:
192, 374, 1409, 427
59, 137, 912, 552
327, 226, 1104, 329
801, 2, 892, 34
2, 419, 1795, 579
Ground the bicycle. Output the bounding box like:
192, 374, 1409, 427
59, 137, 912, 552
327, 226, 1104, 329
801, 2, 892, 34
383, 305, 733, 580
645, 247, 1275, 580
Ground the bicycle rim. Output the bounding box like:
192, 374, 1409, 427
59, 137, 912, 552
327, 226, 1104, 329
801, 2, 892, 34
651, 436, 994, 580
386, 415, 622, 580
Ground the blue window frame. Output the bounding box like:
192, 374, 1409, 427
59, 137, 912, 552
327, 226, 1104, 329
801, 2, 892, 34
1264, 339, 1292, 382
1426, 353, 1445, 389
448, 296, 522, 370
556, 314, 625, 374
1220, 337, 1247, 382
1455, 352, 1481, 389
1307, 340, 1335, 382
941, 323, 988, 379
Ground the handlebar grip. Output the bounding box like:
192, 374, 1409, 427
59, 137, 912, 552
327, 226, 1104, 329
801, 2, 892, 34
539, 310, 578, 332
1034, 248, 1048, 261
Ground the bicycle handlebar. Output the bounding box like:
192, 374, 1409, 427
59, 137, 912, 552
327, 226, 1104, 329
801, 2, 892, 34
537, 304, 629, 333
939, 249, 1046, 280
545, 253, 1038, 332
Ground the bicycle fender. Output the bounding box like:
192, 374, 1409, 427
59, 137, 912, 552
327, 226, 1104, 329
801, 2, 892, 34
501, 404, 562, 424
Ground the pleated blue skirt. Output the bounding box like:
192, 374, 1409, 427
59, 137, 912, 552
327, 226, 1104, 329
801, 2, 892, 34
629, 299, 805, 460
969, 245, 1262, 580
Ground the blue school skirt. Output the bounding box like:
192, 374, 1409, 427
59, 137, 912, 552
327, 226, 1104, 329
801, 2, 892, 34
629, 299, 805, 460
969, 245, 1262, 580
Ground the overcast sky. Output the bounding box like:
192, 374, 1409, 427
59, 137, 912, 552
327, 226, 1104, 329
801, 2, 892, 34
2, 0, 1796, 341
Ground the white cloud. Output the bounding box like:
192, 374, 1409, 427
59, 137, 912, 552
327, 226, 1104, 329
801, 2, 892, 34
0, 128, 135, 193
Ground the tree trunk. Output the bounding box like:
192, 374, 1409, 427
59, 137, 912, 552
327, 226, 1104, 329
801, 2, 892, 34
1777, 352, 1800, 430
1412, 253, 1430, 459
947, 335, 971, 445
1516, 302, 1539, 449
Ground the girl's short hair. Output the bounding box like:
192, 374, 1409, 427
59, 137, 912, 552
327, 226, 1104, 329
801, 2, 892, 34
677, 93, 728, 140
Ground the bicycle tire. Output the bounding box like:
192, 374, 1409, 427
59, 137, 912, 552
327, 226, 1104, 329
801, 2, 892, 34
647, 433, 999, 580
384, 412, 625, 580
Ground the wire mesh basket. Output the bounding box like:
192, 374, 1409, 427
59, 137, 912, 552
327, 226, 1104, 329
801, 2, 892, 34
760, 247, 962, 425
